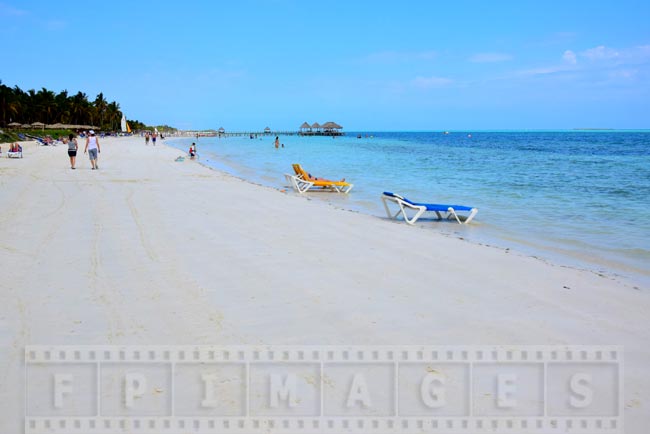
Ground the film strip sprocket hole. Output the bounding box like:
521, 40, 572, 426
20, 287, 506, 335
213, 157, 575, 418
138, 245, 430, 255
25, 345, 623, 434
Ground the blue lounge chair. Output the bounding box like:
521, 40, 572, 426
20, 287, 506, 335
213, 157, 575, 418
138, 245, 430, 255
381, 192, 478, 225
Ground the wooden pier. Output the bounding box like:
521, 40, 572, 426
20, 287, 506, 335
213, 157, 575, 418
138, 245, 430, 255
179, 122, 344, 138
178, 130, 344, 138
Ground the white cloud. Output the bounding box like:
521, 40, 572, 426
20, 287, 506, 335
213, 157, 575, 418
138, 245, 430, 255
517, 67, 555, 76
581, 45, 620, 61
411, 76, 453, 88
576, 44, 650, 66
468, 52, 513, 63
563, 50, 577, 65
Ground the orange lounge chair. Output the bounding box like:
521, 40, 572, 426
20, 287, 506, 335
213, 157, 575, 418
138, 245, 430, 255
285, 164, 353, 193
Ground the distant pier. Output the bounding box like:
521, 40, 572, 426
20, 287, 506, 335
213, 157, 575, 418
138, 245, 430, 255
179, 121, 345, 138
179, 130, 344, 138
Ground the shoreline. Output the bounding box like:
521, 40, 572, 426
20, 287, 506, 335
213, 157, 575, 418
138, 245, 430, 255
1, 136, 649, 431
164, 137, 649, 289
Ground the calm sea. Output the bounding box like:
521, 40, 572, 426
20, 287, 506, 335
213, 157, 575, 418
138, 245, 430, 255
168, 131, 650, 285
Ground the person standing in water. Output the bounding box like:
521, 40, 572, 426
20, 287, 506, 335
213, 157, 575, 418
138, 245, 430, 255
274, 136, 279, 149
67, 133, 78, 169
84, 130, 101, 170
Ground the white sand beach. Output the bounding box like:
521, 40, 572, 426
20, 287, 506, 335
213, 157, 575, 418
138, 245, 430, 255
1, 136, 649, 432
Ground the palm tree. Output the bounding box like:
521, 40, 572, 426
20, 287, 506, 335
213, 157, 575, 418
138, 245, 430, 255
94, 92, 108, 129
56, 90, 70, 123
106, 101, 121, 131
70, 91, 89, 125
36, 88, 57, 124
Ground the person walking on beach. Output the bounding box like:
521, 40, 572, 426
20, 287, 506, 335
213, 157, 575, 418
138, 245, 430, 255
66, 133, 78, 169
84, 130, 101, 170
152, 132, 157, 146
145, 132, 150, 145
274, 136, 279, 149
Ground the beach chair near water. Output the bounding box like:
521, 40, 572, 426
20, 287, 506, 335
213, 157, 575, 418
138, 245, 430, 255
284, 163, 353, 194
381, 192, 477, 225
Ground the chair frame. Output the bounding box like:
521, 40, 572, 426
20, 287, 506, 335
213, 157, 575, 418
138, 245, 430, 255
381, 192, 477, 225
285, 164, 353, 194
7, 145, 23, 159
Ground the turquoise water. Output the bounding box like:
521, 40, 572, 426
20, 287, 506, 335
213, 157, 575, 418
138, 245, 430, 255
168, 131, 650, 285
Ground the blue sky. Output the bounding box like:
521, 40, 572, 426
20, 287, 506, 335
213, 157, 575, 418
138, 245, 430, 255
2, 0, 649, 130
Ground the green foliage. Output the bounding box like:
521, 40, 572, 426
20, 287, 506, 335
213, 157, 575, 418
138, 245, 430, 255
0, 80, 123, 131
125, 120, 177, 133
0, 128, 74, 144
126, 119, 147, 131
0, 130, 18, 143
152, 124, 177, 133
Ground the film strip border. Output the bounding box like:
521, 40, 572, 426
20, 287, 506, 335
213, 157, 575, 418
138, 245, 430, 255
25, 345, 621, 363
25, 416, 621, 434
25, 345, 623, 434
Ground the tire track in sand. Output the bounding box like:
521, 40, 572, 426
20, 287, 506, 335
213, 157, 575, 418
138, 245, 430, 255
126, 190, 158, 262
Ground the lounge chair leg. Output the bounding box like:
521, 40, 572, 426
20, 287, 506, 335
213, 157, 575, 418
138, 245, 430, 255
465, 208, 478, 224
447, 208, 462, 224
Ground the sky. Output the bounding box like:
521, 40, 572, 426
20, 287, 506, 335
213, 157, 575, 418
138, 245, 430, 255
2, 0, 650, 130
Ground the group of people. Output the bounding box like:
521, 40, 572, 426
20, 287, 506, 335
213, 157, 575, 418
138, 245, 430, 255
63, 130, 100, 170
144, 132, 158, 146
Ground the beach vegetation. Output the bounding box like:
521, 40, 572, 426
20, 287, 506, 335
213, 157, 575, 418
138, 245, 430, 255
0, 81, 124, 131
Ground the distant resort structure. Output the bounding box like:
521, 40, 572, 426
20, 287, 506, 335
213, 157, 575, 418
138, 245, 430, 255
179, 121, 345, 138
299, 121, 344, 136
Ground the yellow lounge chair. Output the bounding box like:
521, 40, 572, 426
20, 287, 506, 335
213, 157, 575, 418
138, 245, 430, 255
285, 164, 353, 193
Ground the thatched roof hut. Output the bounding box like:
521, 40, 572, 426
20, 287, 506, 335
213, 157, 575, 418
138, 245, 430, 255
311, 122, 321, 130
300, 122, 311, 131
321, 121, 342, 130
264, 127, 271, 133
218, 127, 225, 133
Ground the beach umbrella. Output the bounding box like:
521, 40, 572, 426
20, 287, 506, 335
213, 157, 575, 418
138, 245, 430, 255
8, 122, 21, 128
22, 123, 32, 128
32, 121, 45, 131
47, 123, 65, 129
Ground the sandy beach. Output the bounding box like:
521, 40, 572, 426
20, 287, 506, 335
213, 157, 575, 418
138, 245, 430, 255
1, 136, 648, 432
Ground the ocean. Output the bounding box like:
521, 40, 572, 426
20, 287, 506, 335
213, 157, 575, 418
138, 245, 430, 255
168, 131, 650, 285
